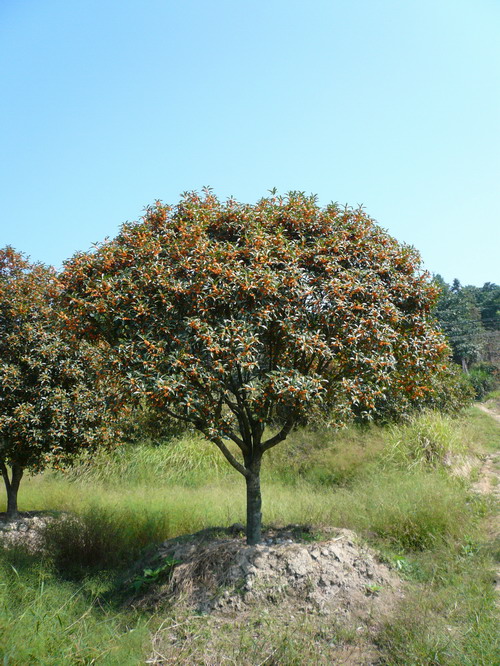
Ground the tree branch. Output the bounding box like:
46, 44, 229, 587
261, 419, 295, 452
225, 375, 253, 447
209, 436, 249, 477
223, 430, 247, 452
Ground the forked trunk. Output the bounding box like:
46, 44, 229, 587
245, 457, 262, 545
1, 463, 23, 520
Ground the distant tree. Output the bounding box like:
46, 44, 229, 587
60, 191, 449, 544
466, 282, 500, 331
0, 248, 116, 518
433, 276, 484, 372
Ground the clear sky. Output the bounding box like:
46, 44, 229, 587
1, 0, 499, 285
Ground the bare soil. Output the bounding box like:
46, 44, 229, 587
473, 404, 500, 598
134, 525, 403, 620
138, 524, 403, 666
0, 511, 58, 552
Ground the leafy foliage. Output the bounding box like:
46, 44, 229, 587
434, 277, 500, 396
60, 190, 450, 542
468, 282, 500, 331
0, 247, 117, 516
130, 557, 180, 593
433, 276, 484, 371
467, 362, 499, 400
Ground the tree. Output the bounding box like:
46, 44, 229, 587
433, 276, 484, 372
467, 282, 500, 332
60, 190, 449, 544
0, 248, 116, 518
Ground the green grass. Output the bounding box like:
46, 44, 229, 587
0, 408, 498, 664
464, 405, 500, 452
383, 410, 466, 469
0, 558, 151, 664
374, 548, 500, 665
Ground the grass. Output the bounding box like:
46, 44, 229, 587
0, 405, 498, 663
0, 557, 151, 664
148, 607, 364, 665
484, 389, 500, 415
463, 404, 500, 452
374, 546, 500, 665
383, 410, 466, 469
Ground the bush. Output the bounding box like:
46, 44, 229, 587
422, 363, 475, 413
467, 362, 499, 400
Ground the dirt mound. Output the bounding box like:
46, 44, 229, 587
133, 525, 404, 620
0, 511, 58, 552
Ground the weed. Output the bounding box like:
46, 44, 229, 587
365, 583, 382, 596
130, 556, 180, 593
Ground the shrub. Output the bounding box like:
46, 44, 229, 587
467, 362, 499, 400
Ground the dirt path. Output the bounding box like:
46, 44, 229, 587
477, 403, 500, 425
473, 404, 500, 599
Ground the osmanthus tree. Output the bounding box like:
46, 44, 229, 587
0, 247, 117, 519
59, 190, 449, 544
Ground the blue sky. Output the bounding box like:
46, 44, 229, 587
1, 0, 499, 285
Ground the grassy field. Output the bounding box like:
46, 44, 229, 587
0, 406, 498, 664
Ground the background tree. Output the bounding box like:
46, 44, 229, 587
465, 283, 500, 371
60, 190, 449, 544
433, 276, 484, 372
0, 248, 117, 518
434, 277, 500, 397
466, 282, 500, 331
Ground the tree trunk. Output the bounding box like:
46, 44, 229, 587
1, 463, 23, 520
245, 457, 262, 545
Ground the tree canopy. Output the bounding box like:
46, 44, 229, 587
0, 247, 116, 518
433, 277, 500, 395
60, 190, 449, 543
433, 276, 484, 372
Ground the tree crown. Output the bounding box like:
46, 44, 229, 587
60, 191, 449, 458
0, 247, 115, 472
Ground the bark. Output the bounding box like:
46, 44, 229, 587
244, 455, 262, 545
0, 462, 23, 520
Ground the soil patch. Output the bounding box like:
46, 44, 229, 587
0, 511, 60, 552
473, 404, 500, 598
131, 524, 403, 622
477, 403, 500, 425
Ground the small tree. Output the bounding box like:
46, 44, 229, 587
60, 191, 449, 544
0, 248, 116, 518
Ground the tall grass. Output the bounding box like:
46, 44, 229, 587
0, 406, 497, 663
383, 410, 465, 469
6, 409, 494, 560
63, 433, 231, 486
0, 559, 150, 664
374, 545, 500, 665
